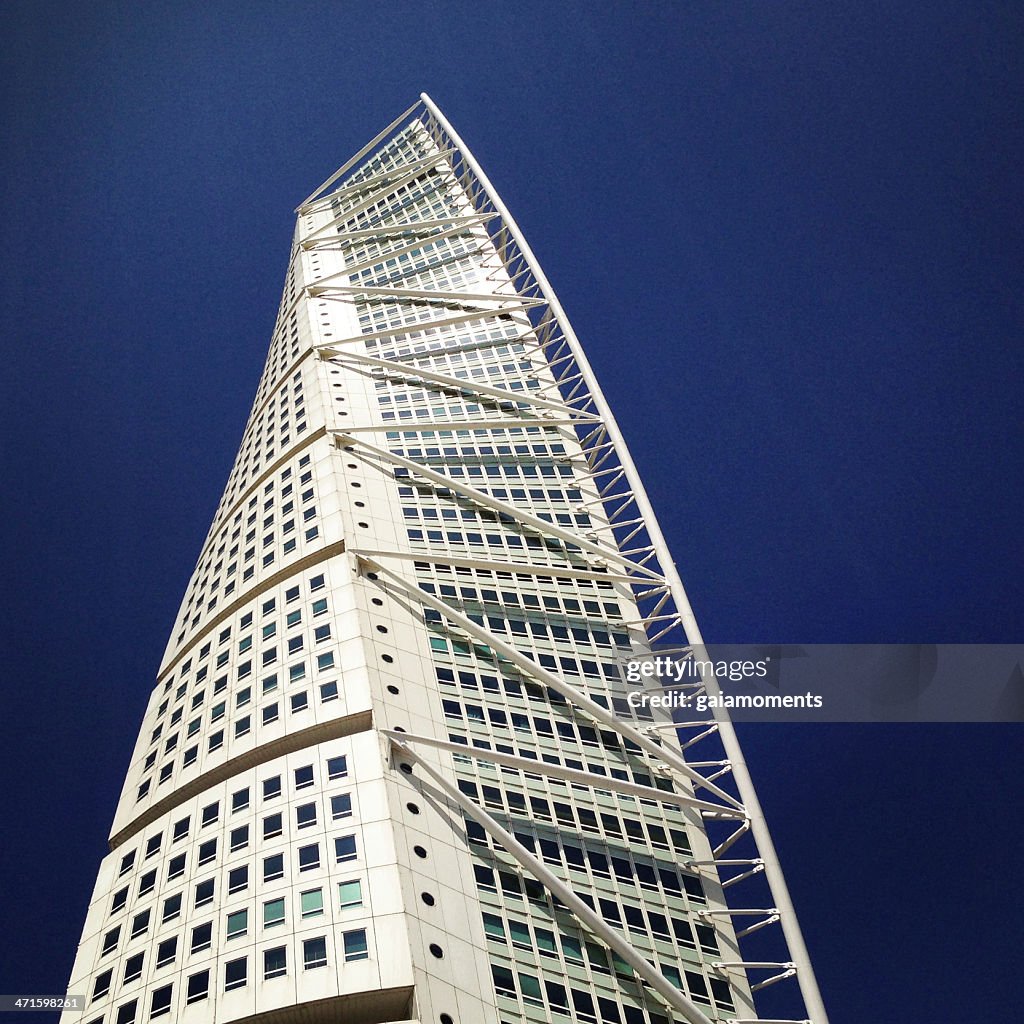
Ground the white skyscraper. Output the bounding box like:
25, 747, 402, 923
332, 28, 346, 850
63, 96, 826, 1024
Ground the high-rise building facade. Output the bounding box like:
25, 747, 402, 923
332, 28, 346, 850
63, 97, 826, 1024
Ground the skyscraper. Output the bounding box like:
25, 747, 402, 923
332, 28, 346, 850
63, 96, 826, 1024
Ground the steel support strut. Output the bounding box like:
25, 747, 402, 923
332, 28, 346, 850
388, 734, 719, 1024
418, 91, 830, 1024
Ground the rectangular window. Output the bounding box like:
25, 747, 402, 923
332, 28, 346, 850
198, 838, 217, 865
263, 896, 285, 928
155, 935, 177, 968
115, 999, 137, 1024
195, 878, 214, 907
338, 879, 362, 910
300, 888, 323, 918
263, 853, 284, 882
343, 928, 368, 962
296, 802, 317, 828
263, 812, 283, 839
330, 793, 352, 819
327, 755, 347, 779
228, 865, 248, 894
191, 922, 212, 953
334, 835, 357, 863
264, 945, 287, 980
123, 952, 144, 983
298, 843, 320, 871
185, 970, 208, 1005
303, 936, 328, 970
229, 825, 249, 851
92, 968, 113, 1001
166, 854, 185, 881
263, 775, 281, 799
130, 909, 150, 939
149, 985, 172, 1019
162, 893, 181, 923
224, 956, 247, 991
227, 908, 248, 939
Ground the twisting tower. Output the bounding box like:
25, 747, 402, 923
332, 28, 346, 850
63, 96, 826, 1024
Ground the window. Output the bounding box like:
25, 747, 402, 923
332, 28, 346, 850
228, 865, 248, 894
110, 886, 128, 914
227, 908, 248, 939
224, 956, 247, 991
123, 952, 144, 983
263, 853, 284, 882
149, 985, 172, 1019
167, 853, 185, 880
290, 691, 308, 712
263, 774, 281, 799
334, 834, 357, 863
303, 936, 328, 969
331, 793, 352, 819
520, 973, 543, 1007
230, 825, 249, 851
191, 922, 212, 953
92, 968, 113, 1001
155, 935, 177, 967
296, 802, 317, 828
294, 764, 314, 789
263, 812, 283, 839
232, 787, 250, 812
195, 878, 214, 907
298, 843, 320, 871
201, 802, 219, 827
185, 970, 209, 1004
138, 869, 156, 896
198, 838, 217, 865
319, 680, 338, 702
300, 888, 323, 918
343, 928, 368, 962
338, 879, 362, 909
144, 834, 162, 859
130, 909, 150, 939
162, 893, 182, 923
263, 702, 280, 724
115, 999, 138, 1024
263, 897, 285, 928
172, 816, 190, 841
327, 755, 348, 779
264, 945, 287, 979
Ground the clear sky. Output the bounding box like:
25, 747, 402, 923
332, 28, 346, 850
1, 2, 1021, 1020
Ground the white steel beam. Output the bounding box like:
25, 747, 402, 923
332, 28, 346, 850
323, 347, 598, 420
353, 547, 637, 585
359, 554, 744, 812
389, 735, 720, 1024
312, 301, 541, 347
380, 729, 743, 818
338, 435, 662, 582
297, 99, 422, 211
336, 418, 578, 434
419, 92, 829, 1024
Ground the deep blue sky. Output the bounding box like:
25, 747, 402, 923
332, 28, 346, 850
2, 2, 1021, 1021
